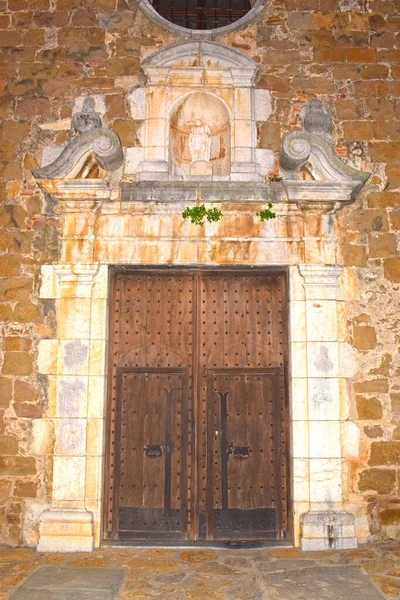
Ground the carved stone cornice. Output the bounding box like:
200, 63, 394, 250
299, 264, 343, 300
54, 263, 99, 298
279, 100, 370, 212
34, 179, 115, 212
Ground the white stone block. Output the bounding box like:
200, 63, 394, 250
255, 148, 274, 177
307, 342, 339, 377
305, 300, 338, 342
56, 298, 91, 339
55, 419, 87, 456
88, 376, 107, 419
37, 510, 94, 553
289, 301, 306, 343
234, 119, 252, 147
92, 265, 109, 300
90, 299, 108, 340
309, 458, 342, 503
147, 118, 167, 144
85, 455, 102, 500
309, 421, 341, 459
339, 342, 358, 378
234, 147, 252, 162
89, 340, 106, 376
254, 89, 272, 122
32, 419, 55, 455
288, 266, 306, 301
293, 458, 310, 502
292, 421, 309, 458
290, 377, 308, 421
341, 421, 360, 458
308, 377, 340, 421
40, 264, 58, 299
125, 147, 145, 175
52, 457, 86, 501
234, 87, 252, 120
58, 340, 89, 376
38, 339, 58, 375
57, 376, 88, 418
290, 342, 307, 378
301, 536, 357, 551
129, 87, 146, 120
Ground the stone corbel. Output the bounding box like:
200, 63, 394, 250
54, 264, 99, 298
279, 99, 370, 212
32, 96, 123, 213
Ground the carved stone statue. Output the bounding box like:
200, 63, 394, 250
188, 119, 212, 163
72, 96, 102, 134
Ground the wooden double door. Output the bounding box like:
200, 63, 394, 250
104, 269, 290, 543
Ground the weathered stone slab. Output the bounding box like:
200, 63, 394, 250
11, 590, 116, 600
259, 565, 385, 599
10, 567, 125, 598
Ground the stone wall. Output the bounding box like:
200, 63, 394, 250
1, 0, 400, 545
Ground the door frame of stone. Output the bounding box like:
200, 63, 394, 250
37, 260, 356, 552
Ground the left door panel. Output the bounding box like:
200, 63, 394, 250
104, 271, 195, 542
116, 370, 188, 541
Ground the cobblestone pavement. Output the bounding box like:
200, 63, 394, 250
0, 542, 399, 599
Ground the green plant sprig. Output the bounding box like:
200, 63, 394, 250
257, 202, 276, 222
182, 205, 223, 226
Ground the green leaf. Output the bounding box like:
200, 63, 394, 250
206, 207, 223, 223
257, 202, 276, 222
182, 205, 223, 226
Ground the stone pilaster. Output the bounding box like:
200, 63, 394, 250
37, 263, 108, 552
298, 264, 357, 551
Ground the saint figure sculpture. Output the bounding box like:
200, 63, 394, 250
188, 119, 212, 163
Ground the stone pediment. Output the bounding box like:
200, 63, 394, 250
142, 41, 259, 83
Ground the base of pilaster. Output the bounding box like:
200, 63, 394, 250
37, 510, 94, 553
300, 510, 357, 551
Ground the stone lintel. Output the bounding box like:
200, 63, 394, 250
37, 510, 94, 553
120, 181, 274, 203
300, 511, 357, 551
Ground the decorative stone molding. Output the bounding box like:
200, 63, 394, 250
33, 180, 116, 213
54, 264, 99, 297
297, 263, 357, 551
37, 509, 94, 553
280, 99, 370, 211
135, 41, 264, 183
299, 264, 343, 298
36, 262, 107, 553
135, 0, 264, 39
32, 97, 123, 212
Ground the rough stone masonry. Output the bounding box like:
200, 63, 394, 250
0, 0, 400, 549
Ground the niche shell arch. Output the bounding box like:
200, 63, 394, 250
170, 92, 231, 178
137, 41, 262, 183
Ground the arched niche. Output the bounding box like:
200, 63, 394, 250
170, 92, 231, 179
135, 40, 264, 183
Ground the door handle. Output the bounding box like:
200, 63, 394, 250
145, 443, 163, 458
228, 444, 251, 459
